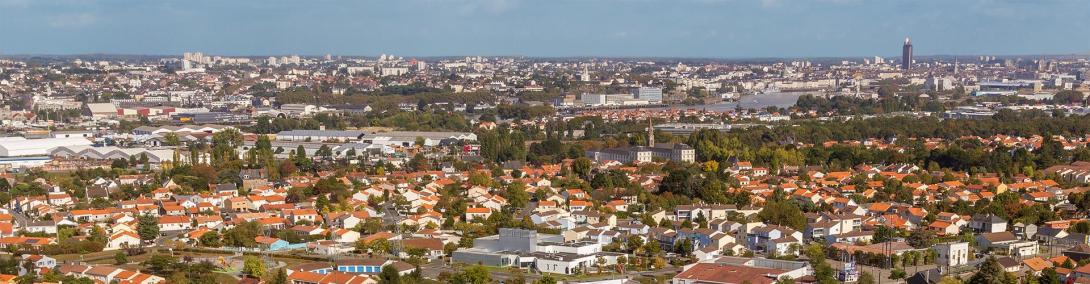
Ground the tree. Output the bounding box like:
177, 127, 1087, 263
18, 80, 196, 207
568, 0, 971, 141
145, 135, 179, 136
142, 254, 179, 275
114, 251, 128, 265
1039, 268, 1061, 284
535, 275, 557, 284
938, 277, 964, 284
199, 231, 222, 247
270, 268, 288, 284
968, 257, 1011, 284
451, 265, 490, 284
907, 229, 935, 249
888, 268, 906, 279
572, 158, 593, 180
756, 199, 806, 230
858, 271, 876, 284
137, 214, 159, 243
242, 256, 266, 278
378, 265, 401, 284
163, 133, 182, 146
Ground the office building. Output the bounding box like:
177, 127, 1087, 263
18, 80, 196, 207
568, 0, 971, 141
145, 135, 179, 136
635, 87, 663, 103
902, 37, 913, 70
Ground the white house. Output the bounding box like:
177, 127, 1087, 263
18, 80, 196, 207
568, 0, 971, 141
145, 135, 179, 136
107, 232, 141, 250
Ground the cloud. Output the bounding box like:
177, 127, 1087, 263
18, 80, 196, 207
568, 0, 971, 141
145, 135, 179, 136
48, 12, 97, 28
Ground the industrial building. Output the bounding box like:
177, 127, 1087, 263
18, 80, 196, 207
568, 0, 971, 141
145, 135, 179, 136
0, 137, 93, 157
451, 228, 623, 275
49, 146, 182, 164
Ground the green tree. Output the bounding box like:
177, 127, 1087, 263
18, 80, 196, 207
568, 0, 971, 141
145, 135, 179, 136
199, 231, 222, 247
451, 265, 491, 284
858, 271, 876, 284
378, 265, 401, 284
572, 157, 593, 179
968, 257, 1011, 284
137, 214, 159, 243
535, 275, 557, 284
907, 229, 935, 249
1039, 268, 1061, 284
270, 268, 288, 284
242, 256, 266, 278
114, 251, 128, 265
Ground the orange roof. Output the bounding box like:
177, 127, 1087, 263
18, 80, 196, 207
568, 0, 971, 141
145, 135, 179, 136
466, 207, 491, 214
868, 203, 892, 212
569, 200, 592, 207
1023, 257, 1053, 272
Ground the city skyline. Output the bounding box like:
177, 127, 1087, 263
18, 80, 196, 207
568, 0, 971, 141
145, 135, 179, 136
2, 0, 1090, 58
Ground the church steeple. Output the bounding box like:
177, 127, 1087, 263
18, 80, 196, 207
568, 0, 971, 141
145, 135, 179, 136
648, 118, 655, 147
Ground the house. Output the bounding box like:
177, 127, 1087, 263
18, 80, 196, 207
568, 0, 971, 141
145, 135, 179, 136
977, 232, 1039, 257
746, 225, 803, 256
285, 209, 321, 224
20, 254, 57, 275
933, 242, 970, 267
55, 264, 165, 284
465, 207, 492, 221
998, 257, 1021, 273
1013, 222, 1038, 240
332, 229, 360, 243
1064, 244, 1090, 262
0, 274, 15, 284
1023, 257, 1053, 276
928, 220, 960, 236
976, 231, 1018, 249
398, 238, 445, 260
331, 212, 370, 230
969, 214, 1008, 233
157, 216, 192, 232
107, 231, 141, 250
287, 270, 375, 284
255, 236, 301, 251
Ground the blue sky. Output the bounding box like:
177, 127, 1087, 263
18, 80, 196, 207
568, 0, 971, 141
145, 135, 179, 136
1, 0, 1089, 58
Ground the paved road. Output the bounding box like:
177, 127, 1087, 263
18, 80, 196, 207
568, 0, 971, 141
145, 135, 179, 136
381, 202, 401, 226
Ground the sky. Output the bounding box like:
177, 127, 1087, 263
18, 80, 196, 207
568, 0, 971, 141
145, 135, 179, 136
1, 0, 1089, 58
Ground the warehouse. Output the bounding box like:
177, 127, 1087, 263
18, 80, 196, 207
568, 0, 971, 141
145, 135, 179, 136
0, 137, 93, 157
49, 146, 181, 163
360, 131, 477, 147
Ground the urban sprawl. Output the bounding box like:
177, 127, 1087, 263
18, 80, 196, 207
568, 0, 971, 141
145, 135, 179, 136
1, 40, 1090, 284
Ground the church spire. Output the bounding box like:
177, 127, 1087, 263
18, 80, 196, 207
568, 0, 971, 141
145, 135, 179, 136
648, 118, 655, 147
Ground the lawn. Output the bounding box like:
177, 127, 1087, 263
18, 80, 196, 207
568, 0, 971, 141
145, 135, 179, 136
215, 272, 241, 284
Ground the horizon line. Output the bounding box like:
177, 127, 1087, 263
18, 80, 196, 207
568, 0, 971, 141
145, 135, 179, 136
2, 53, 1088, 61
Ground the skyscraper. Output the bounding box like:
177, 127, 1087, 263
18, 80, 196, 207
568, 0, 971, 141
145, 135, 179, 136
902, 37, 913, 70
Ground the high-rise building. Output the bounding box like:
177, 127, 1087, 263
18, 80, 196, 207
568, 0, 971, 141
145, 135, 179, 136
635, 87, 663, 103
902, 37, 913, 70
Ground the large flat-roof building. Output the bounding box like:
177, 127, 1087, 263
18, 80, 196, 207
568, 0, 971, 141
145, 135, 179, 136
0, 137, 93, 157
587, 143, 695, 164
451, 228, 621, 275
